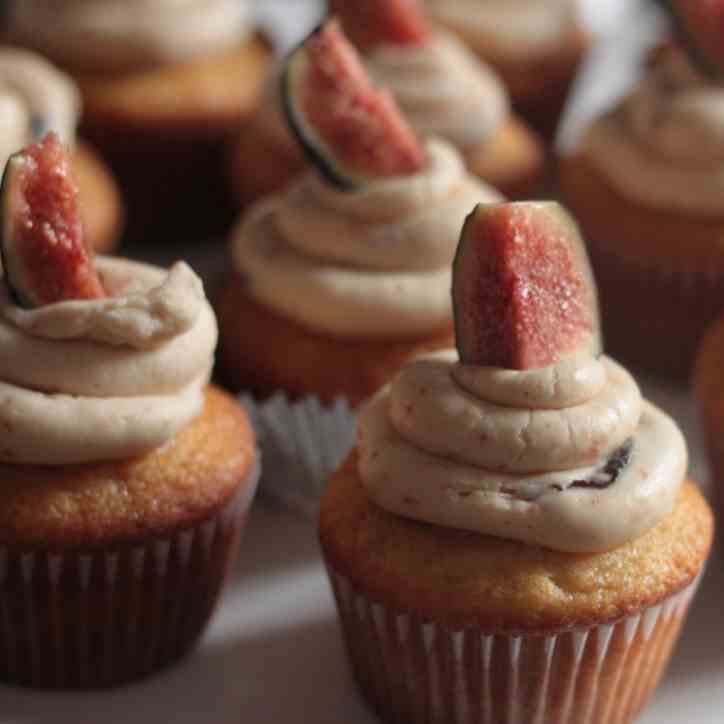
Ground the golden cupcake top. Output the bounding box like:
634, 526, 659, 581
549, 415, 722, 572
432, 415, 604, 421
357, 202, 687, 553
0, 134, 217, 464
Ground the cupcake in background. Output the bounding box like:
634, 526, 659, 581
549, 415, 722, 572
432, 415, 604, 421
5, 0, 271, 241
230, 0, 544, 206
0, 133, 259, 688
0, 47, 122, 253
218, 20, 502, 406
320, 201, 713, 724
559, 5, 724, 377
425, 0, 589, 138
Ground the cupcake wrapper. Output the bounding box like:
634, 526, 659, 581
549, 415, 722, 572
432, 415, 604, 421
0, 461, 260, 690
241, 393, 356, 518
588, 242, 724, 375
325, 562, 700, 724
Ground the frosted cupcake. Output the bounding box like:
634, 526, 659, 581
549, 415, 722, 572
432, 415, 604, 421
560, 35, 724, 376
218, 21, 502, 406
426, 0, 589, 137
0, 47, 122, 252
320, 201, 713, 724
230, 0, 543, 205
5, 0, 271, 240
0, 134, 258, 688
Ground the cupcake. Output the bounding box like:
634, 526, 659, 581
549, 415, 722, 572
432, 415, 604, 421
559, 34, 724, 376
425, 0, 589, 138
694, 314, 724, 525
218, 21, 502, 407
0, 47, 122, 253
319, 201, 713, 724
0, 134, 258, 688
230, 0, 544, 206
5, 0, 271, 240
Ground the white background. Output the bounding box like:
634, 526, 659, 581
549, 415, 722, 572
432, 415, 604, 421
4, 1, 724, 722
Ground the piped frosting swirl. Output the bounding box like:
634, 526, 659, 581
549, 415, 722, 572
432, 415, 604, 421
359, 349, 686, 552
7, 0, 253, 73
0, 257, 218, 464
231, 139, 502, 338
366, 30, 509, 149
0, 48, 79, 171
580, 48, 724, 215
426, 0, 580, 61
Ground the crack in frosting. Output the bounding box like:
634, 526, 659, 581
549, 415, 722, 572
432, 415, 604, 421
231, 139, 502, 338
0, 257, 218, 464
580, 48, 724, 215
358, 349, 686, 552
0, 48, 79, 172
366, 30, 509, 149
426, 0, 580, 61
7, 0, 253, 73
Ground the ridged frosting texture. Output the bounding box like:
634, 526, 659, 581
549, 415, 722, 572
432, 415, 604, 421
7, 0, 252, 73
231, 139, 502, 338
426, 0, 580, 60
0, 258, 218, 464
358, 348, 686, 552
367, 30, 509, 149
580, 49, 724, 215
0, 48, 79, 171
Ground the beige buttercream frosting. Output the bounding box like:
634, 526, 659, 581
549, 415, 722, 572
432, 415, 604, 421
427, 0, 580, 61
0, 48, 80, 171
580, 48, 724, 215
0, 257, 218, 464
7, 0, 253, 73
231, 139, 502, 338
358, 349, 686, 553
367, 30, 509, 149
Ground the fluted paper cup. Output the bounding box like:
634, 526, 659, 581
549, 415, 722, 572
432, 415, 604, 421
0, 462, 259, 690
325, 560, 700, 724
241, 393, 356, 517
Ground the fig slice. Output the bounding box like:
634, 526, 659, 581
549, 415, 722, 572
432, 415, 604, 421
452, 202, 601, 370
282, 19, 428, 191
0, 132, 105, 308
328, 0, 432, 50
658, 0, 724, 77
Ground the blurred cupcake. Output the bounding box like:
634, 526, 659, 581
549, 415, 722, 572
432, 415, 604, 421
694, 314, 724, 523
320, 201, 713, 724
560, 41, 724, 376
5, 0, 271, 240
0, 134, 258, 688
426, 0, 589, 137
0, 47, 122, 253
230, 0, 544, 206
218, 21, 501, 406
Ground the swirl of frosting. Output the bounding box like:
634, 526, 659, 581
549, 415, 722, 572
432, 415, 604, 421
231, 139, 502, 338
580, 49, 724, 215
0, 48, 79, 171
7, 0, 253, 74
366, 31, 509, 149
426, 0, 580, 61
358, 349, 686, 553
0, 257, 218, 464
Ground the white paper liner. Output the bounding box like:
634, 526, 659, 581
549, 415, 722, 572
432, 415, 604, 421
240, 393, 356, 518
325, 562, 701, 724
0, 461, 259, 689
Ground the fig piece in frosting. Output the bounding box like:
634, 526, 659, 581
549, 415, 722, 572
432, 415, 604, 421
660, 0, 724, 78
453, 201, 600, 369
328, 0, 432, 51
0, 132, 104, 308
283, 19, 428, 191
